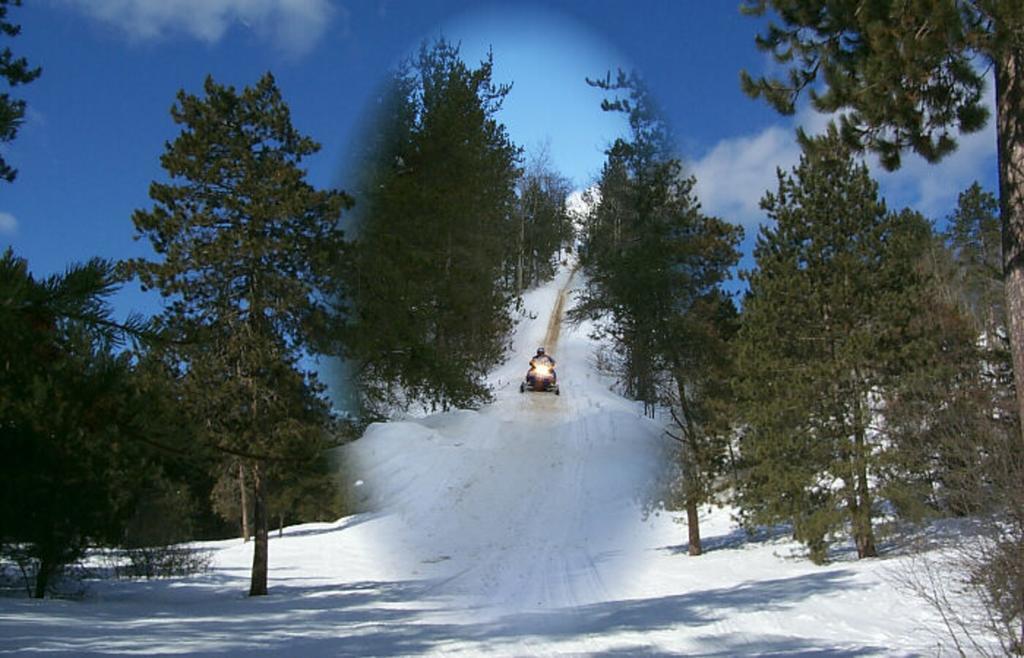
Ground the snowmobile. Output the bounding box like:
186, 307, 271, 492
520, 361, 559, 395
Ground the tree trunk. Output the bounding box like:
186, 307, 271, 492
853, 484, 877, 559
33, 556, 51, 599
249, 462, 269, 596
996, 42, 1024, 449
851, 396, 877, 559
239, 462, 250, 543
675, 378, 703, 555
686, 497, 702, 556
994, 39, 1024, 648
517, 207, 524, 301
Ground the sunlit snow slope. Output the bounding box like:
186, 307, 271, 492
347, 265, 675, 611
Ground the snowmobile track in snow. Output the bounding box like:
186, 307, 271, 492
542, 265, 576, 354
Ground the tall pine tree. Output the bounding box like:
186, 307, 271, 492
340, 40, 520, 415
574, 71, 742, 553
129, 73, 348, 596
735, 133, 932, 563
739, 0, 1024, 461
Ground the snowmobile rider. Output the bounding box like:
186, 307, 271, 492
527, 347, 556, 385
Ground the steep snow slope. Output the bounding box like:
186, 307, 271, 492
0, 264, 973, 656
346, 265, 676, 614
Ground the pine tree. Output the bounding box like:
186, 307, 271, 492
946, 182, 1004, 339
0, 0, 40, 182
575, 71, 678, 411
739, 0, 1024, 457
735, 133, 931, 563
575, 71, 742, 553
879, 229, 1007, 519
340, 40, 521, 415
742, 6, 1023, 635
876, 192, 1023, 653
0, 249, 155, 597
129, 73, 349, 596
665, 290, 740, 556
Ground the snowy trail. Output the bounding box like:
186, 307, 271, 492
348, 265, 674, 618
0, 263, 969, 656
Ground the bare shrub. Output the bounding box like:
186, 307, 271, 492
113, 545, 213, 580
894, 444, 1024, 656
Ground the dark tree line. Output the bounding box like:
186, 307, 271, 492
1, 252, 152, 598
510, 147, 575, 301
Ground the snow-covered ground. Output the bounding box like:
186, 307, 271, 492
1, 265, 963, 656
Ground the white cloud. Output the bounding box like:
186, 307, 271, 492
691, 125, 799, 228
64, 0, 341, 58
691, 84, 998, 229
0, 212, 17, 235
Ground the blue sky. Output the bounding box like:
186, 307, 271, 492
1, 0, 1000, 323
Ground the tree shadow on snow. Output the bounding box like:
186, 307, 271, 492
482, 569, 861, 634
662, 522, 794, 555
589, 638, 884, 657
1, 569, 887, 656
0, 577, 460, 656
322, 569, 883, 656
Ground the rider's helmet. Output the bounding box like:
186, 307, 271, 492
536, 347, 545, 356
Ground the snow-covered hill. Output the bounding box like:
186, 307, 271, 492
1, 265, 962, 656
